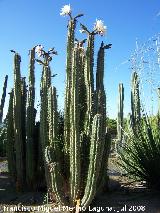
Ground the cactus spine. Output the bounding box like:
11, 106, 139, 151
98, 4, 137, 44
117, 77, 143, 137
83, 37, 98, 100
117, 83, 124, 145
26, 48, 36, 188
0, 75, 8, 124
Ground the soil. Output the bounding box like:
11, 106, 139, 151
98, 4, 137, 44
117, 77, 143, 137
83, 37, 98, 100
0, 157, 160, 213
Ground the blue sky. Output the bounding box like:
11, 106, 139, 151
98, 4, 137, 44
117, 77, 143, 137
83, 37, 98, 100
0, 0, 160, 119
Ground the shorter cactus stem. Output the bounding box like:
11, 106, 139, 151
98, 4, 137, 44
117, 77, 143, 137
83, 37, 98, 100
0, 75, 8, 124
117, 83, 124, 143
6, 89, 16, 180
81, 114, 105, 208
131, 71, 141, 127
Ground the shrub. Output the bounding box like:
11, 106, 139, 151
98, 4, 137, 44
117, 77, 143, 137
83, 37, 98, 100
118, 115, 160, 189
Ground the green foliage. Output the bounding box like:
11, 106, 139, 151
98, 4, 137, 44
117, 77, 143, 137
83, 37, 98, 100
106, 118, 117, 137
118, 115, 160, 189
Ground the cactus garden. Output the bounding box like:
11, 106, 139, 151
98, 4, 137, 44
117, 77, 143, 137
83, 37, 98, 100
0, 1, 160, 213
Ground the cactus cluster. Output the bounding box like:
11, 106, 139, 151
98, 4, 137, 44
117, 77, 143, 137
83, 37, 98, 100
6, 49, 44, 191
4, 5, 111, 210
40, 14, 111, 210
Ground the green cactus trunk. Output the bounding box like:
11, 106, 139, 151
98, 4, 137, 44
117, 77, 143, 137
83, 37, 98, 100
95, 42, 110, 194
40, 63, 51, 150
117, 83, 124, 145
64, 19, 76, 159
44, 85, 67, 205
84, 33, 95, 136
26, 48, 36, 189
69, 47, 81, 205
131, 71, 141, 128
81, 114, 106, 208
13, 53, 25, 191
6, 89, 16, 181
0, 75, 8, 124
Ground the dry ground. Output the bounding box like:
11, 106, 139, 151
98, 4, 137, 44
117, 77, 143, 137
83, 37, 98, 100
0, 157, 160, 213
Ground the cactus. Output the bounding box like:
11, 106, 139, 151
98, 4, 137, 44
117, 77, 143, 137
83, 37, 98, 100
5, 7, 111, 207
95, 42, 111, 194
131, 71, 141, 128
64, 18, 77, 164
117, 83, 124, 147
0, 75, 8, 124
83, 32, 95, 136
6, 89, 16, 180
43, 21, 111, 209
26, 47, 36, 189
13, 53, 25, 191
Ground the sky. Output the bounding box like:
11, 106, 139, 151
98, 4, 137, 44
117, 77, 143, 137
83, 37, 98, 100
0, 0, 160, 119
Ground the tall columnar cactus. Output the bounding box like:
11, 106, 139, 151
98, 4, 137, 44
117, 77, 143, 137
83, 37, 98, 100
0, 75, 8, 124
13, 53, 25, 191
117, 83, 124, 145
95, 42, 111, 193
43, 16, 111, 209
64, 18, 76, 160
6, 89, 16, 180
26, 47, 36, 189
131, 71, 141, 127
40, 63, 51, 151
84, 33, 95, 136
69, 47, 81, 204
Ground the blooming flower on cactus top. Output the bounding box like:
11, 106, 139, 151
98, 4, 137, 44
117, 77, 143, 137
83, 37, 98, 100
35, 45, 43, 57
79, 29, 85, 34
60, 4, 71, 16
94, 19, 107, 36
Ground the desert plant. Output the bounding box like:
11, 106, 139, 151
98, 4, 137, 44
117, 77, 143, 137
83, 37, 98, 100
116, 83, 124, 150
6, 49, 45, 191
131, 71, 141, 129
6, 90, 16, 179
119, 114, 160, 189
38, 5, 111, 211
0, 75, 8, 124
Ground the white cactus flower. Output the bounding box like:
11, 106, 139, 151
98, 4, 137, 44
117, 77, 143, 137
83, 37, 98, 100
35, 45, 43, 57
60, 4, 71, 16
79, 29, 85, 34
94, 19, 107, 36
